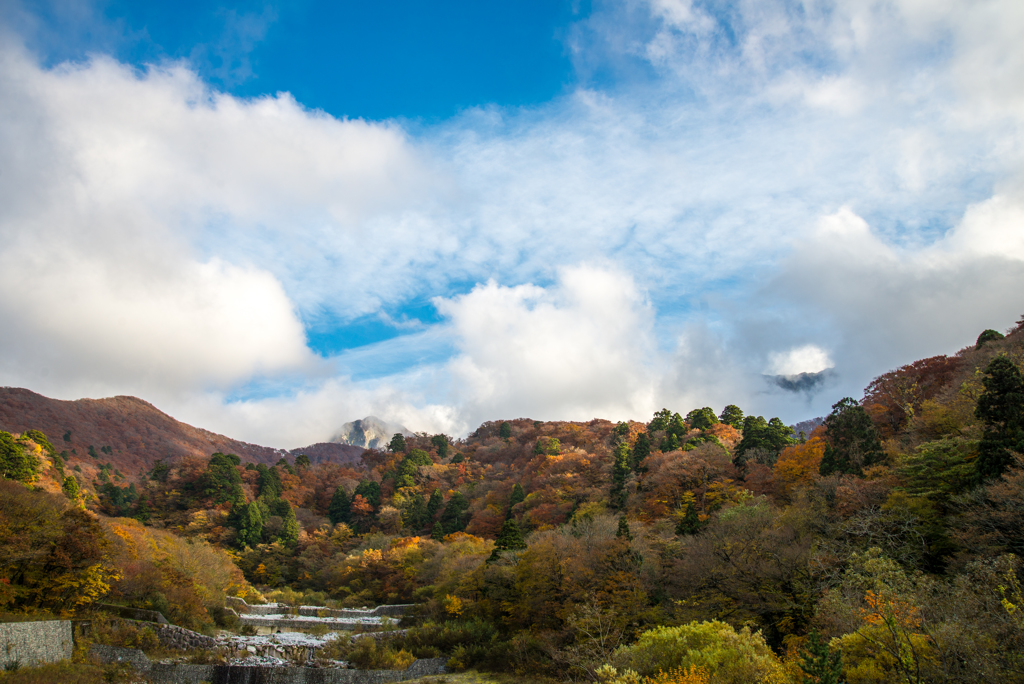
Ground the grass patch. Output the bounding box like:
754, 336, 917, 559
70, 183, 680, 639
0, 612, 60, 624
405, 672, 559, 684
0, 661, 140, 683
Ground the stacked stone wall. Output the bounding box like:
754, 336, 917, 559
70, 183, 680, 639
152, 622, 218, 650
0, 620, 73, 667
95, 602, 169, 624
75, 618, 217, 651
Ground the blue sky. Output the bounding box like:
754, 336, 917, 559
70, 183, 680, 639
22, 0, 583, 120
1, 0, 1023, 446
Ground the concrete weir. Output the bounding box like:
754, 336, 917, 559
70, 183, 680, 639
90, 644, 447, 683
227, 599, 414, 635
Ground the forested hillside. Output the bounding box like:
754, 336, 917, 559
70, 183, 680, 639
2, 320, 1024, 683
0, 388, 364, 485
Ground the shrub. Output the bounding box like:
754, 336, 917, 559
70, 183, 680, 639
89, 616, 160, 653
345, 638, 415, 670
613, 621, 782, 684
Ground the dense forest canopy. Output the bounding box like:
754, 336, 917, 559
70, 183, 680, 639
2, 319, 1024, 682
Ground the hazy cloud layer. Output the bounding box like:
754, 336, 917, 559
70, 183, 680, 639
1, 1, 1023, 445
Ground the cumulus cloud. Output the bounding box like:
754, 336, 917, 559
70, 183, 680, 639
768, 345, 834, 376
766, 203, 1024, 405
0, 254, 311, 393
435, 264, 658, 427
0, 41, 434, 405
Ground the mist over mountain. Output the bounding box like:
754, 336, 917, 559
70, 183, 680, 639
331, 416, 413, 450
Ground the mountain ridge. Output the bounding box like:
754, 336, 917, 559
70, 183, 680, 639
0, 387, 365, 478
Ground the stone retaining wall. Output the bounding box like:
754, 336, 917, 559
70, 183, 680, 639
153, 622, 218, 650
75, 618, 218, 651
95, 602, 169, 624
0, 620, 73, 668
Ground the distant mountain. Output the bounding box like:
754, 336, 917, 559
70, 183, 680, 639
331, 416, 413, 450
0, 387, 364, 477
792, 416, 825, 438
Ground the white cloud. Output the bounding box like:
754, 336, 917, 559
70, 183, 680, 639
765, 203, 1024, 407
0, 41, 435, 404
168, 375, 461, 449
435, 264, 658, 425
768, 345, 834, 376
0, 253, 312, 393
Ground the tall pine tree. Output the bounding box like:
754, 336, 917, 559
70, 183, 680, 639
328, 486, 351, 525
819, 398, 884, 476
975, 355, 1024, 482
610, 441, 631, 509
487, 519, 527, 563
798, 628, 843, 684
632, 432, 651, 475
507, 483, 526, 519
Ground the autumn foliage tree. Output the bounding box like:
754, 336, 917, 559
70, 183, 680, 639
0, 480, 118, 613
0, 431, 38, 483
862, 355, 961, 437
774, 429, 826, 499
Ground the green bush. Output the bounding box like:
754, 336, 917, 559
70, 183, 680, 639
396, 618, 500, 654
612, 620, 782, 683
343, 638, 415, 670
89, 617, 161, 653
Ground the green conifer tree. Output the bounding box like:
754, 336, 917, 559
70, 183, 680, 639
819, 398, 884, 477
499, 421, 512, 439
388, 433, 407, 453
798, 628, 843, 684
719, 404, 745, 428
354, 480, 382, 508
431, 434, 450, 460
675, 501, 702, 536
616, 515, 632, 540
281, 505, 300, 547
686, 407, 719, 431
427, 489, 443, 519
632, 432, 651, 474
440, 492, 471, 533
404, 493, 429, 530
256, 464, 284, 499
975, 355, 1024, 482
976, 329, 1005, 349
235, 501, 264, 548
610, 441, 631, 509
487, 519, 527, 563
328, 486, 351, 525
507, 483, 526, 519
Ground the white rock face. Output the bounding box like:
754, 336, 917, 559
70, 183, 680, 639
330, 416, 413, 449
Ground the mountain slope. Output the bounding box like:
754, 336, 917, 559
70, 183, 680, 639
0, 387, 364, 477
